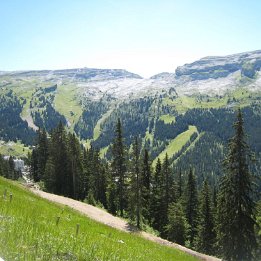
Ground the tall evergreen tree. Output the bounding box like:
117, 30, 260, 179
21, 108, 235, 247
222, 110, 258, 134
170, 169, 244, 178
67, 133, 83, 199
49, 122, 69, 196
37, 128, 48, 181
92, 149, 108, 207
217, 109, 257, 261
196, 180, 216, 255
8, 156, 16, 180
129, 137, 142, 228
184, 168, 198, 247
166, 201, 188, 245
161, 153, 172, 235
111, 119, 126, 216
177, 168, 183, 199
141, 148, 151, 222
150, 158, 164, 231
44, 157, 55, 192
30, 149, 39, 181
107, 168, 118, 215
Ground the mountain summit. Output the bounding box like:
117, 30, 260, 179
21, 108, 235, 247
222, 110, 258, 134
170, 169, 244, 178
175, 50, 261, 80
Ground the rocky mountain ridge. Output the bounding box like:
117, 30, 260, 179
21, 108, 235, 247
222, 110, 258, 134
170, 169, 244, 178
175, 50, 261, 80
1, 50, 261, 100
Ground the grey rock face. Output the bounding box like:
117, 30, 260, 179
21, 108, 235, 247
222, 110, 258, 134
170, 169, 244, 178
150, 72, 176, 80
175, 50, 261, 80
3, 68, 143, 81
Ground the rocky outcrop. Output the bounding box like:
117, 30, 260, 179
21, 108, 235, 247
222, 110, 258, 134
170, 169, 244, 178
150, 72, 176, 80
175, 50, 261, 80
4, 68, 143, 81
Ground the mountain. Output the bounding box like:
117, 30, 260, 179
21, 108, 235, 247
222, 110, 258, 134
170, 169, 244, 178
173, 50, 261, 95
175, 50, 261, 80
0, 50, 260, 187
0, 176, 200, 261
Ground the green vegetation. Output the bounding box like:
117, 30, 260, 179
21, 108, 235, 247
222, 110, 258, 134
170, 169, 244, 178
159, 114, 176, 124
162, 88, 259, 113
93, 108, 114, 141
145, 130, 153, 141
53, 84, 83, 128
0, 177, 197, 261
162, 95, 227, 113
217, 109, 257, 260
153, 126, 197, 166
16, 89, 35, 119
0, 141, 30, 157
100, 145, 109, 158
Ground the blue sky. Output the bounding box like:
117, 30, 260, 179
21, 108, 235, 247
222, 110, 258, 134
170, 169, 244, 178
0, 0, 260, 77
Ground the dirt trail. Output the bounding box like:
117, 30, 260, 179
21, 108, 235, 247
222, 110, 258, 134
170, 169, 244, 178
30, 188, 221, 261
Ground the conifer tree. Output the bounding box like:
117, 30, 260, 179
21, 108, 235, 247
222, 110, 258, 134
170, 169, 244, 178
217, 109, 257, 261
30, 149, 39, 181
107, 169, 118, 215
177, 168, 183, 199
161, 153, 172, 235
150, 158, 163, 231
166, 201, 188, 245
111, 118, 126, 216
184, 168, 198, 247
141, 148, 151, 222
92, 149, 107, 207
37, 128, 48, 181
196, 180, 216, 255
49, 122, 69, 196
44, 157, 55, 192
67, 133, 83, 199
82, 148, 90, 199
8, 156, 15, 180
129, 137, 142, 228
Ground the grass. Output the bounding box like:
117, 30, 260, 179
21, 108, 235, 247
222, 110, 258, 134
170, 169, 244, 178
100, 146, 109, 158
162, 87, 260, 113
162, 96, 227, 113
0, 177, 198, 261
53, 84, 83, 129
0, 141, 30, 158
93, 108, 114, 141
159, 114, 176, 124
145, 130, 153, 142
153, 126, 197, 167
173, 132, 204, 165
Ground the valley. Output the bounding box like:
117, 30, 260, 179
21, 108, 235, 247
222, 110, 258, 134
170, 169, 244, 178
1, 51, 261, 179
0, 50, 261, 260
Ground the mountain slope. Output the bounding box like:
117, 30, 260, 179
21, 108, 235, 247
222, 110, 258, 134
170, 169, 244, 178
0, 50, 260, 187
0, 176, 208, 261
31, 184, 220, 261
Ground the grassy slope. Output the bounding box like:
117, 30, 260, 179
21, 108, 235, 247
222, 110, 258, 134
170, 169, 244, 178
0, 141, 30, 158
0, 177, 198, 261
162, 88, 259, 113
159, 114, 176, 124
153, 126, 197, 167
53, 84, 83, 129
93, 107, 114, 141
100, 145, 109, 158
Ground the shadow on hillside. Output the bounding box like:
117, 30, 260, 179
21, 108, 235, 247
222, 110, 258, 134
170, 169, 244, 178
125, 222, 141, 233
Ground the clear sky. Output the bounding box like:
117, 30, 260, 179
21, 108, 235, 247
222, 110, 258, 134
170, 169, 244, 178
0, 0, 261, 78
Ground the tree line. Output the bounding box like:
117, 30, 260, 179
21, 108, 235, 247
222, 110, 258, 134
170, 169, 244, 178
0, 155, 20, 180
28, 110, 259, 260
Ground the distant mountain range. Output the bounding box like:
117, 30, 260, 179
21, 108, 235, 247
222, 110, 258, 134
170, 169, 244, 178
0, 50, 260, 184
1, 50, 261, 100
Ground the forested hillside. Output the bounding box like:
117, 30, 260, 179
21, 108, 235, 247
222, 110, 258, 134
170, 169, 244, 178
6, 110, 256, 260
1, 51, 261, 260
0, 59, 261, 188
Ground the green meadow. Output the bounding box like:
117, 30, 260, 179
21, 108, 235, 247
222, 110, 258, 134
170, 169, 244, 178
0, 177, 198, 261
